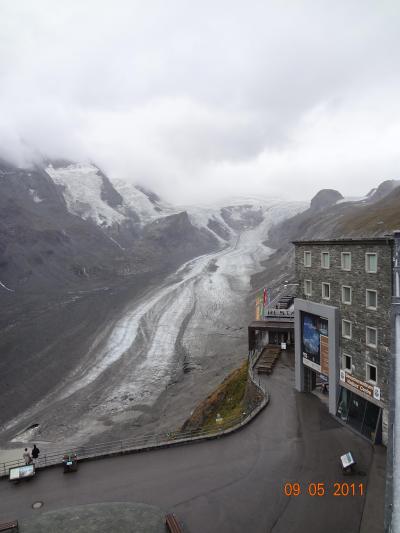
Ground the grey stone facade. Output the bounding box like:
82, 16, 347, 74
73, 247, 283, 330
294, 238, 394, 445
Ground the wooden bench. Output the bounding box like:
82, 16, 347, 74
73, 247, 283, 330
165, 513, 183, 533
0, 521, 19, 532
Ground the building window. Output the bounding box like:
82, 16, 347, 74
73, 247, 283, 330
322, 282, 330, 300
342, 320, 352, 339
342, 286, 352, 304
321, 252, 330, 269
366, 289, 378, 310
304, 279, 312, 296
304, 251, 311, 267
341, 252, 351, 271
342, 354, 352, 373
366, 363, 377, 384
366, 326, 378, 348
366, 253, 377, 273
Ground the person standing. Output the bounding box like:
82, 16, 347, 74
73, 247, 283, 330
31, 444, 40, 462
23, 448, 32, 465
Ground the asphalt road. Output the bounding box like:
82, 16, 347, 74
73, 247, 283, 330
0, 361, 378, 533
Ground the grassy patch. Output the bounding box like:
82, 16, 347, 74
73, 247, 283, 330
182, 359, 249, 432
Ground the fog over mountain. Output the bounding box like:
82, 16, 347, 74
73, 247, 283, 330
1, 1, 400, 203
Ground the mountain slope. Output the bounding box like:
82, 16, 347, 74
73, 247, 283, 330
0, 160, 222, 292
252, 179, 400, 295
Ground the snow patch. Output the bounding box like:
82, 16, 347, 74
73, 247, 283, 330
112, 179, 177, 225
46, 163, 127, 227
0, 280, 14, 292
28, 188, 43, 203
336, 196, 369, 204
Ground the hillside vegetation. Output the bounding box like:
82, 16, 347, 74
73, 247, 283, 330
181, 360, 249, 432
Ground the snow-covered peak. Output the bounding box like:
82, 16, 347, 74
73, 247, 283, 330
179, 198, 307, 244
46, 163, 127, 227
111, 178, 178, 224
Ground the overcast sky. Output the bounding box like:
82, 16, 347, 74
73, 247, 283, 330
1, 1, 399, 203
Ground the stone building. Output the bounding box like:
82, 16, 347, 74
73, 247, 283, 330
293, 237, 394, 445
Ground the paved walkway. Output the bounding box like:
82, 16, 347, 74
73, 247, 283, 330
0, 362, 384, 533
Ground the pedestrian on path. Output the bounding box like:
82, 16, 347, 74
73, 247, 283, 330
23, 448, 32, 465
31, 444, 40, 462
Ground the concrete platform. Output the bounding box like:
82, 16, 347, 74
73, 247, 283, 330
0, 363, 384, 533
19, 502, 165, 533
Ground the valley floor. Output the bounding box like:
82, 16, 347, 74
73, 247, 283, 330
0, 215, 275, 457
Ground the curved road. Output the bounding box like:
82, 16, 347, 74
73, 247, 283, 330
0, 361, 377, 533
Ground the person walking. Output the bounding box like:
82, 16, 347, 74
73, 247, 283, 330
23, 448, 32, 465
31, 444, 40, 462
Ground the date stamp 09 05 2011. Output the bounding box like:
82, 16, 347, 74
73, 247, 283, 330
283, 482, 365, 497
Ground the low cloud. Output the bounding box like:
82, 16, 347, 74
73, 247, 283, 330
1, 0, 399, 203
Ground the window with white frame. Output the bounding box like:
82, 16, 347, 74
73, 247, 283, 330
342, 319, 352, 339
304, 279, 312, 296
342, 285, 352, 304
366, 253, 378, 273
341, 252, 351, 271
322, 282, 330, 300
366, 363, 377, 384
366, 289, 378, 310
366, 326, 378, 348
342, 354, 352, 372
304, 251, 311, 267
321, 252, 330, 269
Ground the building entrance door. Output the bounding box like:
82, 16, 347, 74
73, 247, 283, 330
347, 393, 367, 433
336, 386, 381, 442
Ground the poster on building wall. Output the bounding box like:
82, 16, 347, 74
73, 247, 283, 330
320, 335, 329, 377
301, 312, 328, 373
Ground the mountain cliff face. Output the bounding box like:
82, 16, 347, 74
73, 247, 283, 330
1, 159, 303, 296
252, 178, 400, 294
0, 159, 222, 292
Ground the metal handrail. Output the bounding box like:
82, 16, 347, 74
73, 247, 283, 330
0, 355, 267, 479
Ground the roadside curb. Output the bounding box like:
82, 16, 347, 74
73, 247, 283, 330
1, 356, 269, 478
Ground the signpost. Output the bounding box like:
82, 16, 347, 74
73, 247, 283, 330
9, 464, 35, 482
340, 451, 356, 474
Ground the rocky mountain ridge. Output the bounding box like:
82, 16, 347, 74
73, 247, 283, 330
252, 178, 400, 295
0, 159, 303, 294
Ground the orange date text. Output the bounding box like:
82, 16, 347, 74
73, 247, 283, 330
283, 482, 364, 497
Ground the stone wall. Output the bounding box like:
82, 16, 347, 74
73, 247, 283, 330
295, 240, 393, 409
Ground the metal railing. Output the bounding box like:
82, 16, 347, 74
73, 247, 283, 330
1, 355, 268, 479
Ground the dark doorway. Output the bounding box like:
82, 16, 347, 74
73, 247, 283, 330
336, 386, 381, 442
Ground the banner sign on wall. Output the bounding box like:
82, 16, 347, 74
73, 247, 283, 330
320, 335, 329, 377
255, 289, 265, 320
339, 370, 381, 401
255, 287, 273, 320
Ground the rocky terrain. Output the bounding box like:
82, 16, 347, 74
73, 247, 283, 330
3, 155, 396, 458
0, 158, 305, 457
